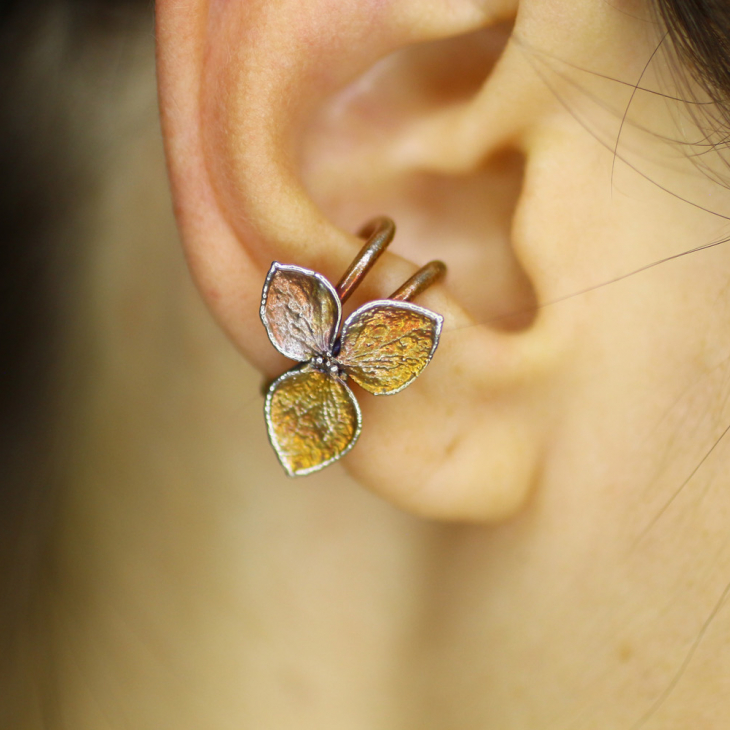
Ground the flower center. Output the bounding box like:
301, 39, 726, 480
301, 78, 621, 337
311, 355, 346, 380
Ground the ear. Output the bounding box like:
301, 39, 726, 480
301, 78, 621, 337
155, 0, 576, 521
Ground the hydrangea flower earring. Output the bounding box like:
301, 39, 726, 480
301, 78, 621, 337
260, 217, 446, 476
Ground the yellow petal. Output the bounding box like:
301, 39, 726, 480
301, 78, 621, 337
337, 301, 442, 395
265, 369, 362, 476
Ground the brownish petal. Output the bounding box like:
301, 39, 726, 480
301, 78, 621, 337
260, 263, 341, 362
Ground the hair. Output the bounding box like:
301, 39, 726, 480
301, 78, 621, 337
656, 0, 730, 126
0, 0, 728, 721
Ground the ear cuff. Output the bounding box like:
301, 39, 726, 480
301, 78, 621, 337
259, 216, 446, 476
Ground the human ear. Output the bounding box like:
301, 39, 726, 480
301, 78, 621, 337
155, 0, 576, 522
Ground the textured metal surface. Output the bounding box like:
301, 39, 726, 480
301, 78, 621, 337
260, 236, 447, 476
265, 368, 362, 476
260, 263, 340, 362
337, 301, 443, 395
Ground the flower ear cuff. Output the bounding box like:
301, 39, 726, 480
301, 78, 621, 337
260, 216, 446, 476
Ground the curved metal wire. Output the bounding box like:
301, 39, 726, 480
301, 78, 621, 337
335, 216, 446, 304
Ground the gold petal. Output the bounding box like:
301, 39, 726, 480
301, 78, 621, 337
337, 301, 443, 395
260, 263, 341, 362
265, 369, 362, 476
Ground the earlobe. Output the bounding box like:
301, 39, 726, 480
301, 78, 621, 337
156, 0, 568, 521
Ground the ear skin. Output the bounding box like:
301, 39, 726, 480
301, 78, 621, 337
156, 0, 571, 522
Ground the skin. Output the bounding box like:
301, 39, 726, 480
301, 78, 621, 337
32, 0, 730, 727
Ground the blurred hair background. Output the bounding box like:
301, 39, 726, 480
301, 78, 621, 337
0, 1, 156, 720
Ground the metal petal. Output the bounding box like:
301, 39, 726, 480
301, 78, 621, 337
260, 263, 341, 362
337, 300, 443, 395
264, 368, 362, 476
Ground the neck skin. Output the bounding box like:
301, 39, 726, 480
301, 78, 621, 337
22, 28, 730, 730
